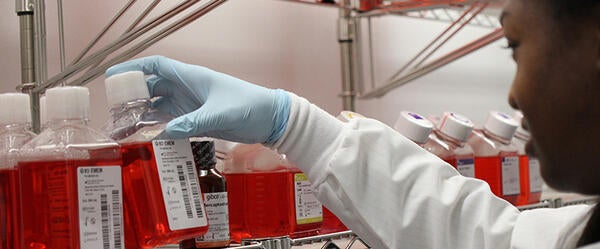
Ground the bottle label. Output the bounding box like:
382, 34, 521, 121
529, 158, 543, 193
456, 158, 475, 178
195, 192, 230, 243
501, 156, 521, 196
294, 173, 323, 225
153, 139, 208, 230
77, 166, 124, 249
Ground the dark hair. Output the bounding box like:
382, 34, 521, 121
547, 0, 598, 21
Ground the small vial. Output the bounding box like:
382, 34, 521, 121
0, 93, 36, 249
180, 141, 230, 249
467, 111, 520, 205
512, 111, 543, 205
19, 86, 124, 249
393, 111, 434, 147
425, 112, 475, 178
103, 71, 208, 248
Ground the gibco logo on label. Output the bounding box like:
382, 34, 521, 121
206, 193, 221, 201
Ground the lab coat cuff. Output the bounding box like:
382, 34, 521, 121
271, 92, 345, 178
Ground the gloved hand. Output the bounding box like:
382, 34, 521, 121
106, 55, 290, 145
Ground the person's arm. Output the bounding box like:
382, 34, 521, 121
106, 56, 594, 248
274, 93, 521, 248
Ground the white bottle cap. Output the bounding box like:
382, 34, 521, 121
0, 93, 31, 125
46, 86, 90, 120
337, 111, 366, 122
512, 111, 530, 138
394, 111, 433, 144
104, 71, 150, 107
437, 112, 474, 142
484, 111, 519, 141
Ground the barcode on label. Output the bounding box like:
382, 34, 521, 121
186, 161, 204, 219
101, 194, 110, 249
112, 190, 122, 249
177, 164, 194, 219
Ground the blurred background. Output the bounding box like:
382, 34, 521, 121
0, 0, 515, 129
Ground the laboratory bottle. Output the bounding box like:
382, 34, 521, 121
393, 111, 434, 147
512, 111, 543, 205
424, 112, 476, 178
224, 144, 323, 242
467, 111, 520, 205
18, 86, 124, 249
180, 141, 230, 249
103, 71, 208, 248
0, 93, 36, 249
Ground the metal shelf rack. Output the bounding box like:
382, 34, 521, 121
273, 0, 504, 110
156, 231, 370, 249
14, 0, 504, 130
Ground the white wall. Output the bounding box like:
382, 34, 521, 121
0, 0, 516, 130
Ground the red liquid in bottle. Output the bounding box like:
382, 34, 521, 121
0, 168, 19, 249
19, 156, 122, 249
226, 170, 321, 243
517, 155, 530, 206
527, 158, 542, 205
474, 155, 519, 204
121, 142, 208, 248
320, 207, 347, 234
123, 204, 140, 249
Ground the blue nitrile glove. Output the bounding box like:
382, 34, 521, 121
106, 55, 290, 145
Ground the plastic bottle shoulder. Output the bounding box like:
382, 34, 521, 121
467, 129, 518, 156
20, 120, 120, 162
103, 104, 174, 142
423, 134, 453, 160
0, 125, 36, 168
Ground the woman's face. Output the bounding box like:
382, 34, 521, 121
503, 0, 600, 194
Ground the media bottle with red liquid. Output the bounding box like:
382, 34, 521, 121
103, 71, 208, 248
180, 141, 230, 249
512, 111, 543, 205
467, 111, 520, 205
18, 86, 124, 249
0, 93, 36, 249
423, 112, 476, 178
224, 144, 322, 242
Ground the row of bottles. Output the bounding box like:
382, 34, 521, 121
394, 111, 543, 206
0, 70, 348, 249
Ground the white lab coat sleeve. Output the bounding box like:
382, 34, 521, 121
511, 205, 593, 249
272, 93, 521, 249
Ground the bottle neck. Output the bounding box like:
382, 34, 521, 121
483, 129, 511, 145
435, 130, 464, 147
109, 99, 151, 115
514, 131, 530, 141
198, 162, 216, 171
